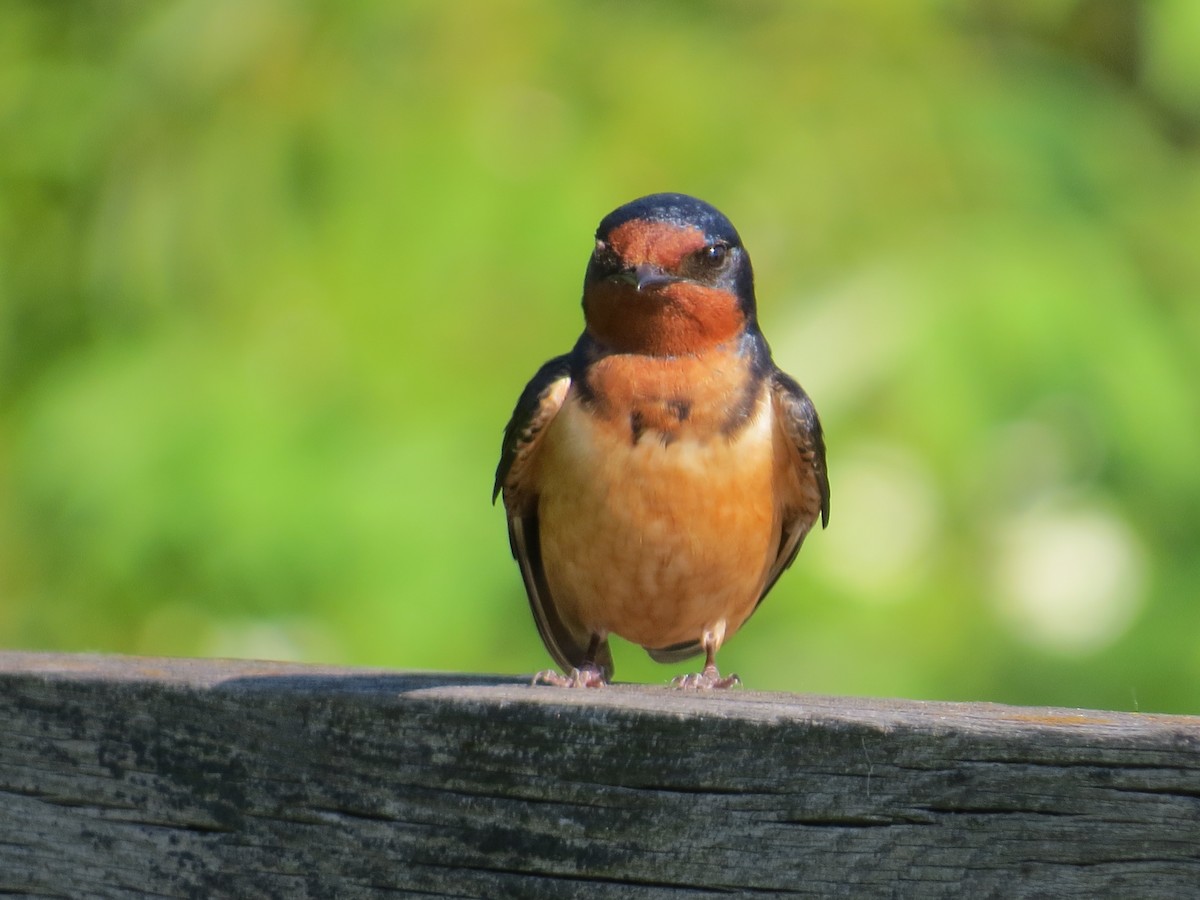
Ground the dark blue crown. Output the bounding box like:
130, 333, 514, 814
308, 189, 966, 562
596, 193, 743, 247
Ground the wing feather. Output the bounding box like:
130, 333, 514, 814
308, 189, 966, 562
757, 369, 830, 607
495, 355, 613, 678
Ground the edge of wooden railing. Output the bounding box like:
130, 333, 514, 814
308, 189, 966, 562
1, 651, 1198, 898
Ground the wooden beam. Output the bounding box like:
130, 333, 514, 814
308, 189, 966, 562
1, 651, 1198, 897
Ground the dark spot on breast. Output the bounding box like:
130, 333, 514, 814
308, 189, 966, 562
668, 399, 691, 422
630, 410, 645, 445
721, 389, 757, 436
721, 373, 764, 437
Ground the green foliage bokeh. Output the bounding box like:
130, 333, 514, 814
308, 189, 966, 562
2, 0, 1198, 711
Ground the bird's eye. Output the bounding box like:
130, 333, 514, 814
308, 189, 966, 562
699, 243, 728, 266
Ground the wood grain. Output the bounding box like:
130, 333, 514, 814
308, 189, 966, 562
1, 651, 1198, 898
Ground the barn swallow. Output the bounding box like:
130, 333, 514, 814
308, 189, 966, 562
494, 193, 829, 689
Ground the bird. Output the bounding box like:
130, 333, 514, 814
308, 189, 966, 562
494, 193, 829, 689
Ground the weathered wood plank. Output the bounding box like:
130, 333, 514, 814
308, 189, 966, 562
0, 651, 1197, 898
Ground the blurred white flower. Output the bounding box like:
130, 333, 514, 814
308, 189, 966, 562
992, 497, 1146, 654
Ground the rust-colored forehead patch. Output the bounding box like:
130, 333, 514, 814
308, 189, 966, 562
604, 219, 708, 270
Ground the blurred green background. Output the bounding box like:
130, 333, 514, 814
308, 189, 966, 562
2, 0, 1198, 712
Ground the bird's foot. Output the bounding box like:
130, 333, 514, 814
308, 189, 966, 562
531, 664, 607, 688
671, 664, 740, 690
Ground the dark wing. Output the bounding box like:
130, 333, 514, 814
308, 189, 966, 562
494, 355, 572, 504
495, 355, 614, 678
758, 369, 830, 605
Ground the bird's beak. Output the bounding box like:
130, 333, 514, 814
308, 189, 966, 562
612, 263, 680, 293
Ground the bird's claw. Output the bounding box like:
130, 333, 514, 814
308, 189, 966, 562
532, 665, 607, 688
671, 664, 740, 690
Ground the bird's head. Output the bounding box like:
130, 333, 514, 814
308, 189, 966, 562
581, 193, 757, 356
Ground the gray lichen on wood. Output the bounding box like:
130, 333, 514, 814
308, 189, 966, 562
1, 651, 1198, 898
